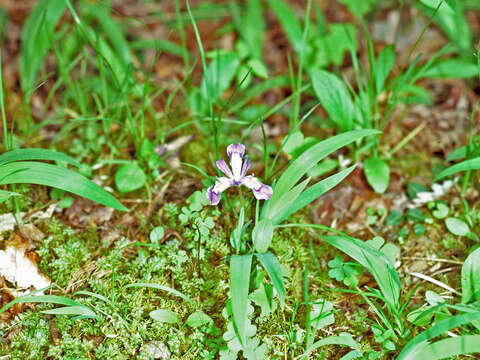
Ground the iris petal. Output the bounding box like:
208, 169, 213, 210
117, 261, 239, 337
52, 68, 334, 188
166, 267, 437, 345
240, 175, 273, 200
206, 177, 233, 205
227, 143, 245, 159
216, 159, 233, 178
241, 155, 250, 177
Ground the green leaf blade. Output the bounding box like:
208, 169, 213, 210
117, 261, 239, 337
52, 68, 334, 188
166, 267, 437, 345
230, 254, 253, 346
0, 161, 128, 211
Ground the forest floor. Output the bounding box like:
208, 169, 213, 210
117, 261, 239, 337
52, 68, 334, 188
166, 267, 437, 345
0, 0, 480, 359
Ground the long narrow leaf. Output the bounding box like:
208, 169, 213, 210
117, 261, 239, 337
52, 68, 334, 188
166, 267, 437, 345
122, 283, 194, 305
0, 148, 81, 167
20, 0, 66, 93
265, 178, 310, 222
272, 165, 356, 224
266, 0, 303, 53
401, 335, 480, 360
398, 311, 480, 360
322, 235, 401, 309
41, 305, 97, 318
434, 157, 480, 181
0, 294, 84, 315
0, 161, 128, 211
300, 334, 360, 359
271, 129, 378, 202
230, 254, 253, 346
461, 248, 480, 303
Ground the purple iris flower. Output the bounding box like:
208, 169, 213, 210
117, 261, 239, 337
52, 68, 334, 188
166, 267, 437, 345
206, 143, 273, 205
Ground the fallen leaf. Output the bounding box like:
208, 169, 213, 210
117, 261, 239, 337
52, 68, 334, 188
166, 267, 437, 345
0, 245, 50, 290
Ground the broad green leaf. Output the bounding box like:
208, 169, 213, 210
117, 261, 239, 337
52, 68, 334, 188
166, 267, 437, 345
313, 23, 357, 67
200, 52, 240, 101
249, 283, 276, 317
230, 254, 253, 346
461, 248, 480, 304
271, 165, 356, 224
311, 69, 355, 132
434, 157, 480, 180
322, 235, 401, 309
0, 161, 127, 211
256, 252, 285, 308
364, 157, 390, 194
20, 0, 66, 93
185, 310, 213, 328
266, 0, 303, 53
42, 305, 97, 318
252, 219, 274, 253
149, 309, 179, 324
0, 148, 81, 167
122, 283, 194, 305
398, 312, 480, 360
386, 209, 404, 226
407, 208, 426, 222
229, 75, 290, 114
445, 217, 470, 236
310, 299, 334, 332
366, 236, 398, 265
421, 58, 478, 79
282, 130, 306, 155
115, 163, 146, 193
375, 45, 395, 94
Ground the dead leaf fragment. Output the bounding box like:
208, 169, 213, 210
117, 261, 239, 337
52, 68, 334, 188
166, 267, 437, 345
0, 246, 50, 290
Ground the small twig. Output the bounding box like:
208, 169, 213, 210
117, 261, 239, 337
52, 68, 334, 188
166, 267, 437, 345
386, 121, 426, 158
409, 271, 461, 295
402, 256, 463, 265
23, 200, 58, 220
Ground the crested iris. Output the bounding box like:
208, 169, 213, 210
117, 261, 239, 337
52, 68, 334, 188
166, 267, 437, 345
206, 143, 273, 205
